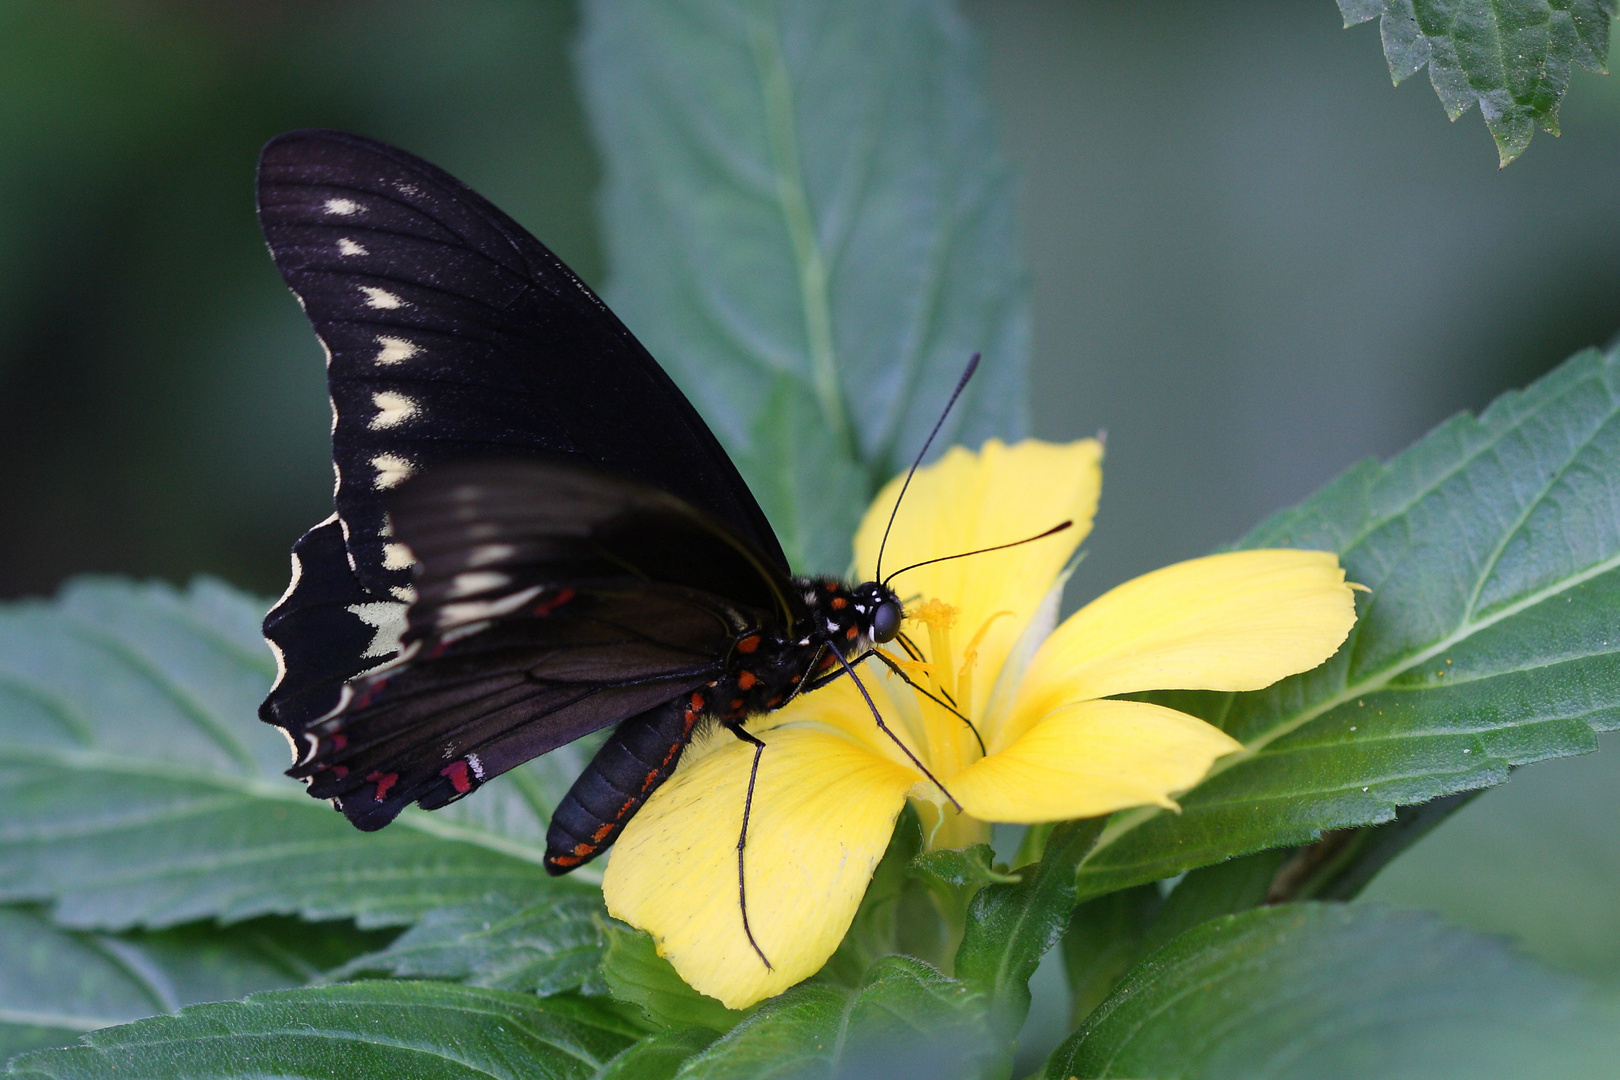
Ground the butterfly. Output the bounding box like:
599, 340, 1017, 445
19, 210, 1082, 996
255, 130, 1042, 961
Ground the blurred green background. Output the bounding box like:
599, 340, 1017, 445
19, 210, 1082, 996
3, 0, 1618, 1017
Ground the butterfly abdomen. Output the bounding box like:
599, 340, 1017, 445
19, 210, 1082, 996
544, 689, 710, 873
542, 583, 876, 874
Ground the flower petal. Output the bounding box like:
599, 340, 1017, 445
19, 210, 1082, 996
1004, 549, 1355, 747
601, 725, 917, 1009
853, 438, 1103, 719
951, 698, 1242, 823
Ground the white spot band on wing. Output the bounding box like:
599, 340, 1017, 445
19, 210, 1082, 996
359, 286, 404, 310
323, 197, 361, 216
348, 601, 408, 659
448, 571, 510, 598
337, 237, 368, 256
468, 543, 515, 567
373, 336, 418, 365
371, 453, 414, 490
437, 586, 544, 630
368, 391, 419, 430
383, 542, 415, 570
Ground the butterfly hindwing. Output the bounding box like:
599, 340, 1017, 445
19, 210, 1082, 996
286, 460, 799, 829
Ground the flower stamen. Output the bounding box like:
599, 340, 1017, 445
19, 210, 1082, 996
908, 598, 959, 699
956, 610, 1014, 719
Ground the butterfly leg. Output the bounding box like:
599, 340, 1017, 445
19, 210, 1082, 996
829, 649, 962, 812
724, 721, 772, 970
801, 649, 986, 755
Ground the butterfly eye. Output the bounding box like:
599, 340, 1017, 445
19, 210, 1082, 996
870, 599, 903, 643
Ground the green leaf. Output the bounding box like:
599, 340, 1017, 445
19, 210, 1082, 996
1339, 0, 1615, 166
909, 845, 1020, 896
1076, 345, 1620, 902
1134, 849, 1289, 958
6, 981, 642, 1080
577, 0, 1029, 573
1059, 885, 1161, 1026
598, 921, 748, 1034
954, 819, 1102, 1038
906, 844, 1020, 956
333, 888, 606, 995
736, 373, 868, 574
676, 956, 995, 1080
0, 906, 383, 1057
1042, 903, 1620, 1080
1266, 789, 1481, 903
595, 1028, 717, 1080
0, 578, 581, 930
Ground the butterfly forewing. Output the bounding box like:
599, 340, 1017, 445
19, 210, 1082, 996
256, 129, 787, 600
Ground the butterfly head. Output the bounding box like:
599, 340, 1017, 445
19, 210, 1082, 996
851, 581, 904, 644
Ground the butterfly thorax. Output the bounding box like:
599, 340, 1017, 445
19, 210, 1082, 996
700, 576, 892, 724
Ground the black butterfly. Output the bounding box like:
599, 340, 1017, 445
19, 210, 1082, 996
256, 130, 1035, 962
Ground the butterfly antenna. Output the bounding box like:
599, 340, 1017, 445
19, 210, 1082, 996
883, 520, 1073, 587
874, 353, 980, 582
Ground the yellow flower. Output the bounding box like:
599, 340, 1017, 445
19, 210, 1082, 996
602, 438, 1357, 1009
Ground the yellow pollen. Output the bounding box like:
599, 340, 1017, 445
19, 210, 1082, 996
908, 598, 958, 629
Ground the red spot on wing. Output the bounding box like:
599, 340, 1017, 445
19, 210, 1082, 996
441, 759, 473, 794
532, 588, 577, 617
330, 765, 349, 779
329, 733, 348, 752
736, 634, 761, 654
367, 771, 398, 801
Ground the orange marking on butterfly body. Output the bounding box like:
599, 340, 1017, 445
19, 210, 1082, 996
845, 625, 860, 640
641, 769, 661, 791
550, 854, 582, 868
592, 823, 615, 842
572, 843, 593, 857
737, 670, 757, 690
736, 634, 761, 654
831, 596, 848, 610
618, 797, 636, 817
